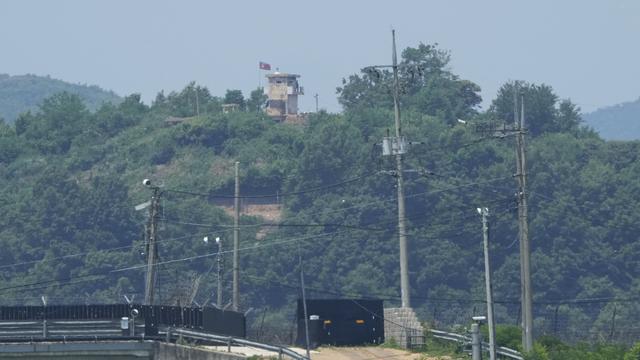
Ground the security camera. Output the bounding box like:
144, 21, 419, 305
472, 316, 486, 323
142, 179, 152, 186
131, 308, 139, 317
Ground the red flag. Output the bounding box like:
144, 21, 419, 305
259, 62, 271, 70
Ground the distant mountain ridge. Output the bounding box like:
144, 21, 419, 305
0, 73, 121, 122
583, 97, 640, 140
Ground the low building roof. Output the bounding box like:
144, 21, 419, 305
266, 72, 300, 79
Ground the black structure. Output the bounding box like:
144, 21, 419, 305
0, 304, 245, 338
296, 299, 384, 347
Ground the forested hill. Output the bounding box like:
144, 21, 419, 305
0, 73, 121, 123
0, 45, 639, 350
584, 97, 640, 140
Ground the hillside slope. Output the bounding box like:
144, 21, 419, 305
1, 46, 639, 346
0, 73, 121, 122
583, 97, 640, 140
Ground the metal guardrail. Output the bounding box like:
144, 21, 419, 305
429, 329, 524, 360
0, 319, 305, 360
169, 327, 307, 360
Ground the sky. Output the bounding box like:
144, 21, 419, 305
1, 0, 639, 114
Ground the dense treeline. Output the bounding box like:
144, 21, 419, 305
0, 44, 639, 358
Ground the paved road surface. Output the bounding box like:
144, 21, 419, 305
312, 347, 441, 359
204, 345, 452, 359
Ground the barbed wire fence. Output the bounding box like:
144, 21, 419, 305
417, 298, 640, 346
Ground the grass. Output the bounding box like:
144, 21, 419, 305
380, 333, 467, 360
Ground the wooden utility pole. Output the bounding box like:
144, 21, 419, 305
480, 207, 497, 360
144, 186, 161, 305
232, 161, 240, 311
515, 92, 533, 351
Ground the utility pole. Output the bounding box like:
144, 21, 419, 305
367, 30, 422, 309
216, 237, 223, 308
144, 185, 161, 305
232, 161, 240, 311
390, 29, 410, 308
314, 93, 319, 112
475, 86, 534, 351
479, 207, 496, 360
195, 87, 200, 119
470, 322, 482, 360
515, 92, 533, 351
299, 244, 311, 360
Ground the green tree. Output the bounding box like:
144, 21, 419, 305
337, 43, 481, 124
523, 343, 549, 360
624, 342, 640, 360
17, 92, 90, 154
0, 118, 20, 163
246, 87, 267, 112
224, 89, 245, 109
161, 82, 219, 117
489, 81, 582, 136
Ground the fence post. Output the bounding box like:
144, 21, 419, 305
471, 323, 482, 360
227, 337, 232, 352
42, 319, 48, 338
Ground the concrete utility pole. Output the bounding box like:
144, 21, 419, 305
195, 87, 200, 119
368, 29, 420, 309
476, 86, 534, 352
144, 186, 161, 305
232, 161, 240, 311
299, 245, 311, 360
515, 92, 533, 351
479, 207, 497, 360
216, 237, 223, 308
314, 93, 319, 112
391, 29, 410, 309
471, 322, 482, 360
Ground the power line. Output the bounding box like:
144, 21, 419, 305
165, 171, 378, 199
0, 177, 515, 300
160, 196, 514, 236
0, 179, 516, 302
0, 177, 511, 273
0, 206, 524, 304
0, 232, 211, 270
112, 202, 517, 275
165, 175, 513, 230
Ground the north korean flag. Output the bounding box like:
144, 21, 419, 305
259, 62, 271, 71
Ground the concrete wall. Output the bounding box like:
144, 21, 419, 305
0, 342, 154, 359
0, 342, 245, 360
154, 343, 245, 360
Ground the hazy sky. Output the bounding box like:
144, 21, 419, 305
1, 0, 639, 114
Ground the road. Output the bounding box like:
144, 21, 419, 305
308, 347, 445, 360
205, 345, 451, 359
